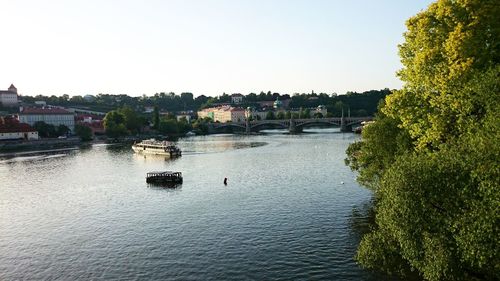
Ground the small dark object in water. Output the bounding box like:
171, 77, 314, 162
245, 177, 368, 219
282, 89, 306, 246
224, 178, 227, 185
146, 171, 183, 186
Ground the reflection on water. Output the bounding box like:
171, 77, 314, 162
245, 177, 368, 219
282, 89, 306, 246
0, 131, 389, 280
349, 199, 376, 238
179, 135, 267, 154
0, 152, 72, 164
0, 147, 78, 163
147, 182, 183, 190
133, 153, 181, 163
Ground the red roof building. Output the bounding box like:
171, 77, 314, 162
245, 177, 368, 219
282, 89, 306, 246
0, 116, 39, 140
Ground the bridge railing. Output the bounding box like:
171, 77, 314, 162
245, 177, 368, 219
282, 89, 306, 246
210, 116, 373, 128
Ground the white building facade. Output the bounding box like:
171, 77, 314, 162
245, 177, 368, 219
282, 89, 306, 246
0, 130, 39, 140
231, 93, 244, 104
18, 108, 75, 132
197, 106, 246, 122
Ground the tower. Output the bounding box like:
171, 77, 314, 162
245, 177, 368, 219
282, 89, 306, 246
8, 84, 17, 93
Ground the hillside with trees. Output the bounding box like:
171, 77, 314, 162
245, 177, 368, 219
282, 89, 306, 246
19, 89, 390, 118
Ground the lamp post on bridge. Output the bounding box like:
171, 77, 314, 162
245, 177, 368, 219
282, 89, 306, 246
245, 107, 251, 134
340, 107, 347, 132
289, 112, 297, 134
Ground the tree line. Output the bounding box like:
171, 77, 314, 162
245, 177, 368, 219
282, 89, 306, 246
20, 89, 390, 118
102, 106, 194, 138
345, 1, 499, 280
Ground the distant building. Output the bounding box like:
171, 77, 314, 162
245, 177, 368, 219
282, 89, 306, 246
257, 100, 274, 109
75, 114, 104, 135
217, 106, 245, 122
257, 98, 291, 110
315, 105, 328, 117
246, 107, 267, 120
144, 106, 155, 113
83, 95, 95, 102
197, 106, 246, 122
231, 93, 244, 104
197, 108, 215, 120
281, 98, 291, 109
176, 114, 192, 123
0, 84, 19, 107
273, 97, 283, 109
287, 105, 327, 118
18, 107, 75, 132
0, 116, 38, 140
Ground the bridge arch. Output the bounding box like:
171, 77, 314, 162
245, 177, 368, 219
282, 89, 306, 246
295, 120, 341, 129
345, 120, 365, 127
214, 123, 246, 129
250, 121, 288, 130
211, 123, 246, 133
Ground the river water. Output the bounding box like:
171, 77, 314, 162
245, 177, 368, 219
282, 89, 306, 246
0, 129, 382, 280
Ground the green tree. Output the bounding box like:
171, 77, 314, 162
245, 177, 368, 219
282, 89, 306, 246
192, 117, 211, 134
180, 92, 194, 108
385, 0, 500, 150
152, 105, 160, 130
333, 101, 344, 117
346, 1, 500, 280
265, 111, 275, 120
303, 108, 311, 118
118, 106, 141, 134
74, 124, 93, 141
158, 119, 179, 135
103, 110, 128, 138
33, 121, 56, 138
56, 125, 70, 136
69, 95, 84, 104
276, 111, 285, 119
177, 117, 192, 134
355, 109, 367, 117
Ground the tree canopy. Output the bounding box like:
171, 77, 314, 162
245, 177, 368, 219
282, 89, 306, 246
385, 0, 500, 150
103, 107, 142, 138
346, 1, 499, 280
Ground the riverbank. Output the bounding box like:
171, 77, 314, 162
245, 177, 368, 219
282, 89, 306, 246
0, 138, 82, 153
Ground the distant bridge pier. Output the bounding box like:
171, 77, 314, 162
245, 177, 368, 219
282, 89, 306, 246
289, 117, 301, 133
246, 118, 251, 134
340, 111, 351, 132
340, 116, 350, 132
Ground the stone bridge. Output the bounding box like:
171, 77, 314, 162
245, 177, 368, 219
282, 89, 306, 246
208, 116, 372, 133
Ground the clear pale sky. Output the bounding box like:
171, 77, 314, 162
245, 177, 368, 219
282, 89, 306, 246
1, 0, 434, 97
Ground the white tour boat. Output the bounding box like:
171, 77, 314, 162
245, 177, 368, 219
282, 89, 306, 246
132, 139, 182, 157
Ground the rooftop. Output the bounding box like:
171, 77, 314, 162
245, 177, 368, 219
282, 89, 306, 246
20, 107, 73, 115
0, 117, 36, 133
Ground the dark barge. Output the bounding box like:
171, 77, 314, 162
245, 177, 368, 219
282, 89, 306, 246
146, 171, 183, 185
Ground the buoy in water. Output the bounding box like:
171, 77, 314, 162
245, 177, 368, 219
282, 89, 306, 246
224, 178, 228, 185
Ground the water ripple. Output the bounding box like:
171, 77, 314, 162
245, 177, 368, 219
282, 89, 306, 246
0, 132, 386, 280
